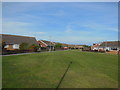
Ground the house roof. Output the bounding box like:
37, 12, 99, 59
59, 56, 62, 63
40, 40, 55, 46
1, 34, 39, 45
100, 41, 120, 48
91, 44, 100, 48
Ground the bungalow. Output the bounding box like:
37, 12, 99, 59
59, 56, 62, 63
61, 43, 69, 50
99, 41, 120, 51
91, 41, 120, 54
1, 34, 39, 50
38, 40, 55, 51
68, 44, 83, 49
73, 45, 83, 49
91, 43, 101, 51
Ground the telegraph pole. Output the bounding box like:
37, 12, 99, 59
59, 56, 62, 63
49, 36, 52, 52
105, 40, 107, 51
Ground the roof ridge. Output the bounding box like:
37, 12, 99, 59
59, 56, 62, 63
0, 34, 35, 38
104, 41, 119, 42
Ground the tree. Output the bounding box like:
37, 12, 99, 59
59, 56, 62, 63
83, 45, 91, 48
20, 43, 29, 50
55, 43, 62, 48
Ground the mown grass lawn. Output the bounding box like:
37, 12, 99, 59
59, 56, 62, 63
2, 50, 118, 88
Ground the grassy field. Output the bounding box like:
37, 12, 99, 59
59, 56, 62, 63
2, 50, 118, 88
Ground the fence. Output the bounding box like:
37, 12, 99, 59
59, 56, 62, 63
1, 49, 36, 55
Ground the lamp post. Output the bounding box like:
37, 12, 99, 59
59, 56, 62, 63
49, 36, 52, 52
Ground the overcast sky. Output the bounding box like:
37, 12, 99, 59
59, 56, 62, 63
2, 2, 118, 45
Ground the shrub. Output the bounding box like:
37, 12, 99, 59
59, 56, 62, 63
55, 43, 62, 48
20, 43, 29, 50
29, 44, 41, 52
1, 40, 6, 50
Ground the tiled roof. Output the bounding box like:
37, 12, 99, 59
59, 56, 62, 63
1, 34, 39, 45
41, 40, 55, 46
91, 44, 100, 48
100, 41, 120, 47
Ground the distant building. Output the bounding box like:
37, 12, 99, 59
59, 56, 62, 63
1, 34, 39, 50
38, 40, 55, 50
61, 43, 69, 49
91, 41, 120, 54
55, 43, 83, 50
38, 40, 84, 50
91, 43, 101, 51
99, 41, 120, 51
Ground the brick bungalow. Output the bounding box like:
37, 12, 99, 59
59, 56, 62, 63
91, 41, 120, 54
99, 41, 120, 54
91, 43, 101, 51
68, 44, 83, 49
1, 34, 39, 50
38, 40, 55, 51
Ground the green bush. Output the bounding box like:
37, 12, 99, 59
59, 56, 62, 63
55, 43, 62, 48
20, 43, 29, 50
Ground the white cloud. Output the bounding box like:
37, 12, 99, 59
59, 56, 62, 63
2, 21, 31, 34
85, 23, 118, 32
36, 32, 45, 34
64, 22, 94, 34
3, 21, 32, 27
61, 21, 118, 44
107, 27, 118, 32
2, 21, 46, 37
71, 22, 118, 32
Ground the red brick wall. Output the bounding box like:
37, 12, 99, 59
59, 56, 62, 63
7, 45, 14, 50
106, 51, 120, 54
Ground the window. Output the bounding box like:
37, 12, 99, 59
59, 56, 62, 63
13, 44, 19, 49
111, 47, 117, 50
4, 45, 9, 48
